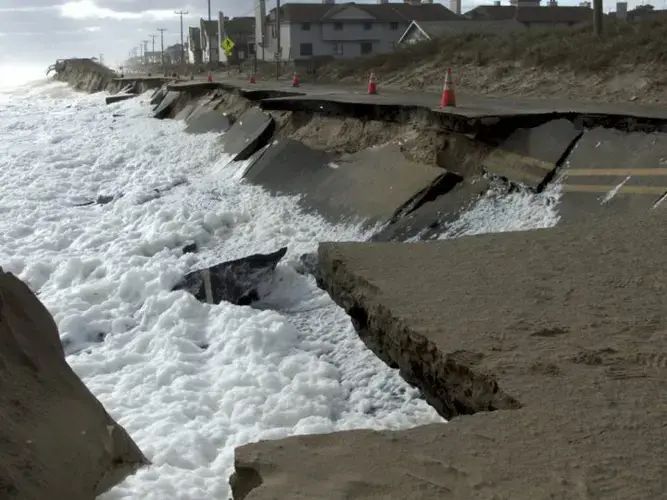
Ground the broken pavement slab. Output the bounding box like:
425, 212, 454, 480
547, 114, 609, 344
149, 85, 168, 107
231, 212, 667, 499
105, 93, 137, 105
153, 90, 181, 119
184, 110, 232, 134
556, 128, 667, 220
220, 107, 275, 161
176, 92, 221, 122
482, 118, 581, 189
0, 269, 149, 499
243, 141, 447, 226
371, 178, 487, 241
172, 247, 287, 306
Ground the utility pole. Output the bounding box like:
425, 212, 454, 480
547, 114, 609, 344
207, 0, 213, 67
149, 34, 157, 64
142, 40, 149, 66
275, 0, 281, 80
157, 28, 167, 67
593, 0, 603, 35
175, 10, 188, 67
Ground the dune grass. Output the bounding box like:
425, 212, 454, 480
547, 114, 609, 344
317, 16, 667, 80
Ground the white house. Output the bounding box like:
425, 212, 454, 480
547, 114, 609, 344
254, 1, 461, 61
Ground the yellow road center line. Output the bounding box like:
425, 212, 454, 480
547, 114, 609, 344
562, 184, 667, 195
484, 150, 555, 171
565, 168, 667, 176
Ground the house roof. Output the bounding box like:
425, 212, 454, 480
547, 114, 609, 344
201, 19, 218, 36
165, 43, 185, 54
274, 2, 461, 23
465, 5, 593, 23
412, 20, 459, 38
625, 6, 667, 21
384, 2, 461, 21
222, 16, 255, 36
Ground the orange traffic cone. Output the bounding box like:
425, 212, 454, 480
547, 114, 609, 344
207, 71, 213, 83
440, 68, 456, 108
291, 72, 300, 87
367, 72, 377, 95
249, 74, 256, 84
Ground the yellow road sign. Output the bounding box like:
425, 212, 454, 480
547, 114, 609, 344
221, 36, 235, 52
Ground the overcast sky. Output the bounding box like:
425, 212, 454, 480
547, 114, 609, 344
0, 0, 654, 69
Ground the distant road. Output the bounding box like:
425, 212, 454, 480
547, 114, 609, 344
117, 70, 667, 121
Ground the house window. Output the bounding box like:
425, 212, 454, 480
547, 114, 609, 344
390, 22, 399, 30
302, 22, 311, 31
363, 22, 372, 30
360, 42, 372, 54
300, 43, 313, 56
332, 43, 344, 55
334, 22, 343, 31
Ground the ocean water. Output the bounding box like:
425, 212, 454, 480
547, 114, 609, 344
0, 74, 561, 499
0, 62, 51, 90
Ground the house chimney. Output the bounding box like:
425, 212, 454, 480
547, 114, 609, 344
449, 0, 461, 14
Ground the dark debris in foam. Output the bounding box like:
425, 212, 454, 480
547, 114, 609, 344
173, 247, 288, 307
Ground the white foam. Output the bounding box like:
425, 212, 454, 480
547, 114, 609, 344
438, 180, 562, 239
0, 83, 442, 499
